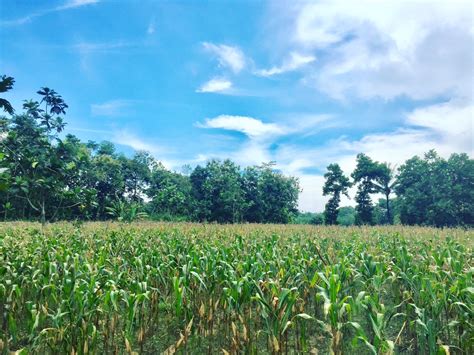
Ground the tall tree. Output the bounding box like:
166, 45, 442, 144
322, 163, 351, 225
351, 154, 379, 225
372, 162, 395, 224
2, 89, 68, 223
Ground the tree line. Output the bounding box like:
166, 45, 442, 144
0, 78, 299, 223
1, 76, 473, 226
322, 151, 473, 227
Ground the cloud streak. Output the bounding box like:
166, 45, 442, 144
196, 78, 232, 93
1, 0, 99, 26
202, 42, 246, 73
112, 131, 168, 155
255, 52, 316, 76
91, 100, 136, 117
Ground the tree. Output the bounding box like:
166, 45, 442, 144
249, 162, 300, 224
351, 154, 379, 225
88, 145, 126, 219
395, 151, 474, 227
120, 151, 155, 203
373, 198, 398, 225
190, 160, 245, 223
242, 166, 263, 222
322, 163, 351, 225
0, 75, 15, 115
2, 89, 69, 223
292, 212, 324, 225
372, 163, 396, 224
148, 163, 191, 217
337, 206, 356, 226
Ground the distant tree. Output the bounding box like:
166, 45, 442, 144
120, 151, 155, 202
373, 198, 398, 225
395, 150, 474, 227
255, 162, 300, 223
351, 154, 379, 225
322, 163, 351, 225
190, 160, 245, 223
87, 143, 126, 219
292, 212, 324, 225
148, 163, 191, 216
337, 206, 356, 226
372, 163, 396, 224
242, 166, 263, 222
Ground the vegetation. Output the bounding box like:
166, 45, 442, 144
322, 152, 473, 227
0, 223, 472, 354
1, 76, 473, 227
322, 164, 352, 225
0, 80, 299, 224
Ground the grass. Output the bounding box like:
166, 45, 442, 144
0, 222, 473, 354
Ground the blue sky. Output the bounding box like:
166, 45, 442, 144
1, 0, 473, 211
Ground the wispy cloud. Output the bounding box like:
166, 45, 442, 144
91, 100, 136, 117
197, 115, 285, 139
196, 78, 232, 93
68, 127, 111, 134
1, 0, 99, 26
202, 42, 246, 73
72, 41, 138, 53
58, 0, 99, 10
197, 114, 333, 140
255, 52, 316, 77
112, 131, 168, 155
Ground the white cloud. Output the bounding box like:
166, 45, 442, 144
407, 101, 473, 153
198, 115, 285, 139
91, 99, 135, 117
255, 52, 316, 76
196, 78, 232, 93
275, 0, 474, 101
1, 0, 99, 26
59, 0, 99, 10
202, 42, 246, 73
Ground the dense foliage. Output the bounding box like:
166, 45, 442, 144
323, 152, 473, 227
0, 223, 472, 354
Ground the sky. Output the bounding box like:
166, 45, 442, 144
1, 0, 473, 212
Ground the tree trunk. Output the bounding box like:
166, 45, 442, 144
41, 200, 46, 225
385, 192, 391, 224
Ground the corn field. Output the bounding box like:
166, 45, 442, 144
0, 222, 473, 354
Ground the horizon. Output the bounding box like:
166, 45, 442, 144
1, 0, 473, 212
